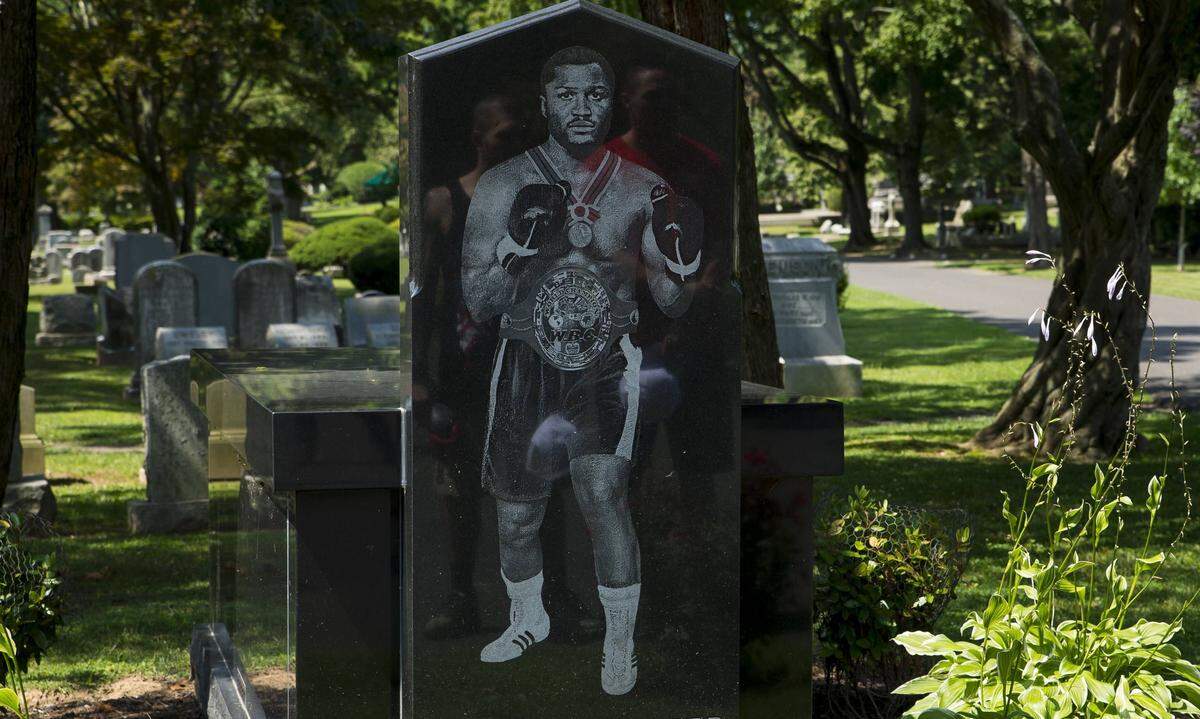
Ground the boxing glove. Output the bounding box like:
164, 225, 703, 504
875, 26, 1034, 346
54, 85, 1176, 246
650, 184, 703, 284
498, 182, 570, 273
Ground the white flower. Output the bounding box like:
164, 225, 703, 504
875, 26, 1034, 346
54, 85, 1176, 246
1028, 308, 1051, 341
1106, 265, 1128, 301
1025, 250, 1054, 267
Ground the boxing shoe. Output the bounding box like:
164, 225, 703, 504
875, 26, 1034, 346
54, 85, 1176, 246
598, 583, 640, 695
480, 571, 550, 663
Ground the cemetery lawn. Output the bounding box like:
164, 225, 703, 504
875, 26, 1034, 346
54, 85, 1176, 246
14, 280, 1200, 695
937, 257, 1200, 301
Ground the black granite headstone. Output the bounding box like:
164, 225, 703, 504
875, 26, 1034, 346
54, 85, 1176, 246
407, 3, 740, 715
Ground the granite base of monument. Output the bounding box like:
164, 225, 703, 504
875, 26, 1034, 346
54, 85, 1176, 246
128, 498, 208, 534
190, 624, 266, 719
782, 354, 864, 398
1, 478, 58, 522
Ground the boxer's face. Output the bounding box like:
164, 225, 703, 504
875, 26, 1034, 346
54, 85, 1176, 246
541, 63, 612, 149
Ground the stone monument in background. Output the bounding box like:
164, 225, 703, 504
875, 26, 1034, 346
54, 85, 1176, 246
762, 236, 862, 397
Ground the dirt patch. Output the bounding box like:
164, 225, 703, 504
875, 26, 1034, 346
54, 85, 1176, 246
25, 678, 201, 719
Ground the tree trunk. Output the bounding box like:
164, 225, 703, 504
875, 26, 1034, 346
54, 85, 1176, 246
973, 145, 1167, 458
1023, 149, 1050, 254
842, 144, 876, 252
0, 0, 37, 501
638, 0, 782, 386
179, 152, 198, 253
894, 149, 927, 256
1179, 202, 1187, 272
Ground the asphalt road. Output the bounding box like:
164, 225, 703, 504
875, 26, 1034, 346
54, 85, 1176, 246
844, 258, 1200, 401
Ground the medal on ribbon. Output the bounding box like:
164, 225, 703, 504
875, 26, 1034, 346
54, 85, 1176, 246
527, 147, 620, 249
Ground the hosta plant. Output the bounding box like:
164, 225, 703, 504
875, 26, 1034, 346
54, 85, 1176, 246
893, 258, 1199, 718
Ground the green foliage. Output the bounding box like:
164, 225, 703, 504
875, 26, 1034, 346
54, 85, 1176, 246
347, 239, 401, 295
0, 515, 62, 690
962, 205, 1002, 230
335, 162, 390, 203
826, 186, 845, 214
894, 287, 1199, 718
0, 623, 25, 718
290, 217, 393, 271
1164, 82, 1200, 206
283, 220, 316, 249
817, 487, 970, 713
373, 204, 401, 225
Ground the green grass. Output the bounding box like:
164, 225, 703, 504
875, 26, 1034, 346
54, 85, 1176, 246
14, 276, 1199, 694
832, 285, 1200, 658
937, 257, 1200, 302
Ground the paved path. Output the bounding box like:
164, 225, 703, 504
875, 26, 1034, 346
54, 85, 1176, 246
845, 259, 1200, 399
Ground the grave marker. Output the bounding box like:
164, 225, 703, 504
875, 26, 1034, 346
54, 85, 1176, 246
128, 356, 208, 534
156, 326, 229, 360
295, 274, 341, 331
366, 322, 404, 348
176, 252, 240, 338
1, 386, 55, 520
114, 233, 175, 288
342, 295, 402, 347
762, 236, 862, 397
233, 259, 296, 349
265, 323, 338, 348
129, 261, 198, 397
36, 294, 95, 347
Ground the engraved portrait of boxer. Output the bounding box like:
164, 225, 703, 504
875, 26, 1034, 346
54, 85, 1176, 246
461, 45, 704, 696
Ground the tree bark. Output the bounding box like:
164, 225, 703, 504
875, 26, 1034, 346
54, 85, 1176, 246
0, 0, 37, 500
894, 149, 926, 256
1179, 202, 1187, 272
1023, 149, 1050, 254
841, 150, 876, 252
893, 64, 928, 257
639, 0, 782, 386
180, 152, 198, 254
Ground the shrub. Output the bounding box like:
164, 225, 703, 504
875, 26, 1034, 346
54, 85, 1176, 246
894, 259, 1200, 718
283, 220, 316, 249
290, 217, 393, 271
962, 204, 1002, 230
826, 186, 844, 214
0, 515, 62, 686
347, 239, 401, 295
334, 161, 389, 203
816, 487, 970, 717
374, 204, 401, 225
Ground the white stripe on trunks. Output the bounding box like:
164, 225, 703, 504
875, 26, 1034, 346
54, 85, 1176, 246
482, 338, 509, 471
616, 335, 642, 460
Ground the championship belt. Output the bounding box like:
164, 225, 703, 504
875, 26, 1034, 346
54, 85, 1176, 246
527, 147, 620, 249
499, 265, 638, 371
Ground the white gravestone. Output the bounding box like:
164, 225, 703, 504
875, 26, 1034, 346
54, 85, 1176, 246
762, 236, 862, 397
155, 326, 229, 360
265, 323, 338, 348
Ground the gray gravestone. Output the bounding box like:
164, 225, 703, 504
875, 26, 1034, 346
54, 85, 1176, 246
128, 356, 208, 534
87, 246, 104, 271
71, 267, 89, 284
234, 259, 296, 349
156, 326, 229, 360
97, 285, 136, 365
366, 322, 404, 348
114, 233, 175, 288
176, 253, 240, 338
295, 274, 341, 332
36, 294, 95, 347
69, 248, 91, 272
44, 250, 63, 280
342, 295, 403, 347
129, 261, 198, 397
265, 322, 338, 348
762, 236, 862, 396
100, 229, 123, 275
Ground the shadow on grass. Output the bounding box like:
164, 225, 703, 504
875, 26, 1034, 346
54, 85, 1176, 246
842, 303, 1032, 370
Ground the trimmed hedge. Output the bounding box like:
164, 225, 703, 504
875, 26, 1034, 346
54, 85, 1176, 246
348, 240, 401, 295
335, 161, 389, 203
290, 217, 393, 271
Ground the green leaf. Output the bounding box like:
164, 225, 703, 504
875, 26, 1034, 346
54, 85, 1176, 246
0, 687, 21, 717
917, 710, 961, 719
894, 675, 944, 695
